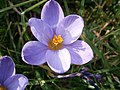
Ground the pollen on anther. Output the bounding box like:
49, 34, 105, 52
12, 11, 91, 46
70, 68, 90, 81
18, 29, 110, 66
52, 35, 63, 46
48, 35, 63, 50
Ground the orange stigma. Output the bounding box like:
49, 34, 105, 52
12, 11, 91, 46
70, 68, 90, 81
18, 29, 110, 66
0, 86, 7, 90
48, 35, 63, 50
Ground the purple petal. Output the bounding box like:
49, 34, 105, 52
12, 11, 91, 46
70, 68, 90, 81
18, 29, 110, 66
56, 15, 84, 44
28, 18, 53, 46
67, 49, 83, 64
41, 0, 64, 27
66, 40, 93, 65
4, 74, 28, 90
21, 41, 47, 65
46, 48, 71, 73
0, 56, 15, 84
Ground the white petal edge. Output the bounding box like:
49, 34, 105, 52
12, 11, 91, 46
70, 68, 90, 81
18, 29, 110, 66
28, 18, 53, 46
41, 0, 64, 27
66, 40, 93, 65
21, 41, 47, 65
4, 74, 28, 90
56, 15, 84, 45
46, 48, 71, 73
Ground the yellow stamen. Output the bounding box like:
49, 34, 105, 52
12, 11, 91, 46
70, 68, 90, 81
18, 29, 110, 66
52, 35, 63, 46
0, 86, 7, 90
48, 35, 63, 50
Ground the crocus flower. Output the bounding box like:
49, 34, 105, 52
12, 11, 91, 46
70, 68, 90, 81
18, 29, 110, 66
0, 56, 28, 90
55, 67, 102, 90
22, 0, 93, 73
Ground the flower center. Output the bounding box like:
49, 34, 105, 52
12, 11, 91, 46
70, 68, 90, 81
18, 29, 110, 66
48, 35, 63, 50
0, 86, 7, 90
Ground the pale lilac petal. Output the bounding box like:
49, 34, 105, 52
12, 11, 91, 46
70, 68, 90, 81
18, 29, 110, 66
66, 40, 93, 65
56, 15, 84, 44
67, 50, 83, 64
21, 41, 47, 65
28, 18, 53, 46
46, 48, 71, 73
41, 0, 64, 27
4, 74, 28, 90
0, 56, 15, 84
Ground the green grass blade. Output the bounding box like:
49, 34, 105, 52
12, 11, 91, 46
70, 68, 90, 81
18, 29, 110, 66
0, 0, 36, 13
22, 0, 47, 14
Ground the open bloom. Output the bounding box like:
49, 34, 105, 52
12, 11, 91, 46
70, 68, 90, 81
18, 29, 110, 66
22, 0, 93, 73
0, 56, 28, 90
